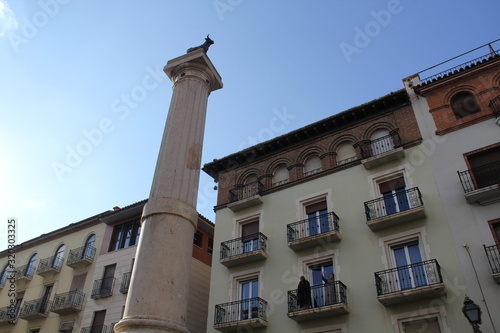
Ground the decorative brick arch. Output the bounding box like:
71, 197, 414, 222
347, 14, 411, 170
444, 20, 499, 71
265, 158, 292, 188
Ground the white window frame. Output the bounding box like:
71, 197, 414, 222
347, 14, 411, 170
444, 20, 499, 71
378, 228, 430, 270
233, 212, 262, 239
297, 191, 332, 221
391, 307, 451, 333
229, 268, 263, 302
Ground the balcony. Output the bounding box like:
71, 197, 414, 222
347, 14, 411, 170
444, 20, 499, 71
37, 255, 64, 277
90, 277, 115, 299
67, 246, 96, 269
220, 233, 268, 268
120, 272, 131, 294
214, 298, 267, 332
484, 244, 500, 284
0, 306, 12, 326
375, 259, 445, 306
458, 161, 500, 204
227, 181, 264, 212
18, 298, 51, 320
80, 325, 108, 333
51, 290, 85, 315
287, 212, 341, 251
364, 187, 426, 230
15, 264, 36, 282
287, 281, 349, 321
359, 132, 405, 169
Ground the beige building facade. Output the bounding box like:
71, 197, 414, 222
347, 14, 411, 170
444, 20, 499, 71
203, 88, 470, 332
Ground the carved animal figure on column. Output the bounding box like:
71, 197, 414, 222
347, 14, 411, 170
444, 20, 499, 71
187, 35, 214, 54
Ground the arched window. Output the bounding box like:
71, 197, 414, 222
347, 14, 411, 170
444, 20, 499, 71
84, 234, 96, 260
304, 155, 322, 176
370, 129, 393, 156
26, 254, 38, 278
451, 91, 480, 119
0, 265, 9, 287
52, 244, 65, 269
336, 143, 357, 165
272, 165, 289, 187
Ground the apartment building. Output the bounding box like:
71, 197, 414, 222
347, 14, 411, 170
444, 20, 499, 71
203, 88, 468, 332
0, 200, 214, 333
404, 43, 500, 332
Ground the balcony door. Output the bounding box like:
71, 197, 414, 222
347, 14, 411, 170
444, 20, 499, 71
91, 310, 106, 333
306, 201, 329, 236
101, 264, 116, 295
371, 129, 394, 155
466, 145, 500, 189
241, 220, 259, 253
393, 242, 427, 290
379, 177, 409, 215
39, 285, 52, 313
309, 261, 334, 307
240, 279, 258, 320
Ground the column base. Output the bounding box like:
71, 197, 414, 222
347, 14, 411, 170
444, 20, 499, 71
114, 316, 190, 333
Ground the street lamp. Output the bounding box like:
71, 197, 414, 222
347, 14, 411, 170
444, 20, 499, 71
462, 296, 482, 333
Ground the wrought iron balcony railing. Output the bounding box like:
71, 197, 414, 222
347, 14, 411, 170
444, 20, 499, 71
490, 95, 500, 116
37, 255, 64, 274
80, 325, 107, 333
18, 298, 51, 318
484, 244, 500, 275
120, 272, 131, 294
287, 281, 347, 313
90, 277, 115, 299
287, 212, 340, 243
51, 290, 85, 312
229, 181, 264, 203
67, 246, 96, 266
375, 259, 443, 296
220, 233, 267, 261
15, 264, 36, 280
214, 297, 267, 326
0, 306, 10, 323
458, 160, 500, 193
364, 187, 423, 221
359, 133, 402, 159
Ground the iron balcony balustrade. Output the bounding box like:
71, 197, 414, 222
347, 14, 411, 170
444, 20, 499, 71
80, 325, 108, 333
220, 232, 268, 267
0, 303, 20, 325
67, 245, 96, 268
287, 212, 341, 251
490, 95, 500, 116
227, 181, 264, 212
214, 297, 268, 332
0, 307, 11, 326
359, 132, 405, 169
364, 187, 426, 230
120, 271, 131, 294
90, 277, 115, 299
51, 290, 85, 315
375, 259, 445, 306
18, 297, 51, 320
458, 160, 500, 204
484, 244, 500, 284
36, 255, 64, 277
287, 280, 349, 321
15, 263, 36, 282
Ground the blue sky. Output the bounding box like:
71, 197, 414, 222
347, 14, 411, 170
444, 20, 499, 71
0, 0, 499, 245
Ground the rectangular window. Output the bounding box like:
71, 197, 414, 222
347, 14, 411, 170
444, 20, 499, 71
308, 259, 335, 307
109, 218, 141, 251
379, 176, 409, 215
241, 220, 259, 253
306, 200, 329, 236
193, 231, 203, 248
392, 241, 427, 290
402, 317, 441, 332
240, 278, 259, 320
91, 310, 106, 333
465, 145, 500, 190
208, 238, 213, 255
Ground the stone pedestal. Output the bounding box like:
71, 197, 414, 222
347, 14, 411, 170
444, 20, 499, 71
115, 49, 222, 333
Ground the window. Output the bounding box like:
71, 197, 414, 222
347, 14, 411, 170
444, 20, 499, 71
306, 200, 329, 236
371, 129, 394, 156
304, 155, 322, 176
392, 241, 427, 290
309, 259, 335, 307
91, 310, 106, 332
25, 253, 38, 278
59, 321, 74, 333
241, 220, 259, 253
239, 278, 259, 320
84, 234, 96, 259
336, 143, 357, 165
193, 231, 203, 248
378, 176, 409, 215
0, 264, 9, 287
398, 315, 442, 332
109, 218, 141, 251
40, 285, 53, 313
451, 91, 480, 119
208, 238, 213, 255
272, 164, 289, 187
52, 245, 65, 270
465, 145, 500, 190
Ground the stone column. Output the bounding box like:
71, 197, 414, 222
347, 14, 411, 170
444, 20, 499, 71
115, 49, 222, 333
